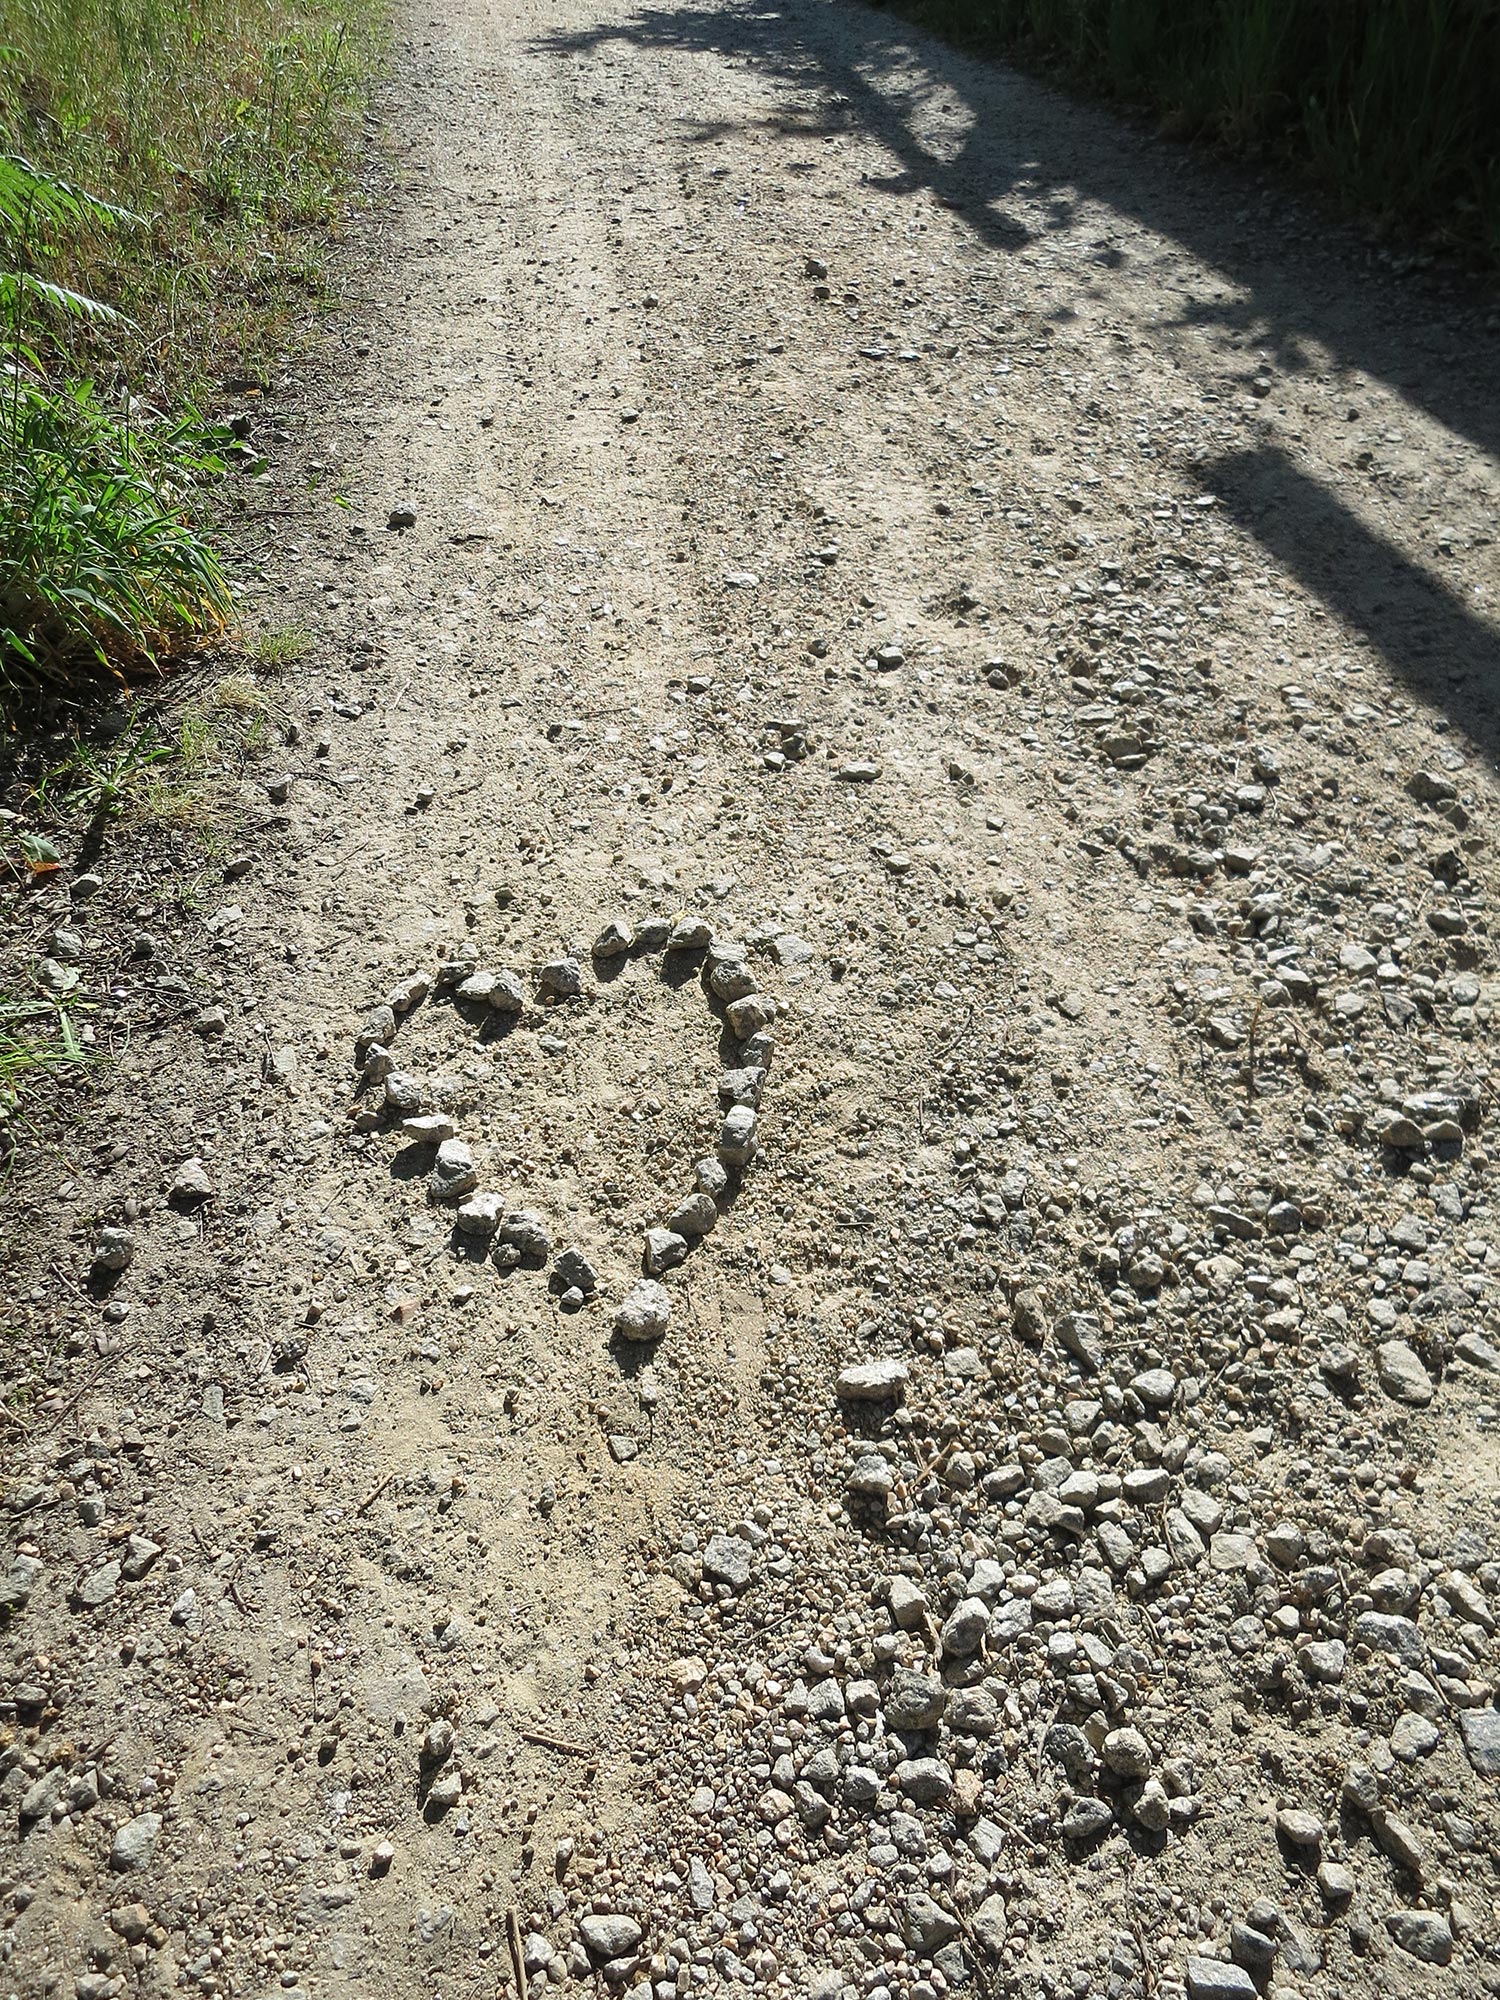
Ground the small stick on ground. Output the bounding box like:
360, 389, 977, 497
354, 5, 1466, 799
356, 1469, 399, 1514
519, 1727, 593, 1758
505, 1908, 526, 1993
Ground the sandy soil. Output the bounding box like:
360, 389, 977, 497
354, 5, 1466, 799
3, 1, 1499, 1997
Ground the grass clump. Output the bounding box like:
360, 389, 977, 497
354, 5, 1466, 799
0, 0, 382, 718
0, 993, 88, 1134
884, 0, 1500, 262
248, 622, 313, 671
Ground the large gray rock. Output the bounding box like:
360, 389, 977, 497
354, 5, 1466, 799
904, 1891, 960, 1954
110, 1812, 162, 1871
1385, 1911, 1452, 1965
702, 1533, 751, 1589
578, 1914, 642, 1960
883, 1669, 946, 1731
73, 1560, 120, 1609
836, 1358, 908, 1401
1353, 1611, 1426, 1669
940, 1596, 989, 1657
1459, 1707, 1500, 1777
614, 1279, 670, 1342
1377, 1339, 1434, 1406
0, 1555, 43, 1611
969, 1892, 1007, 1956
1186, 1961, 1256, 2000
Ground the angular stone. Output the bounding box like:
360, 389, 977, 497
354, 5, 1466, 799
0, 1555, 43, 1611
1276, 1807, 1322, 1849
169, 1156, 213, 1205
884, 1669, 946, 1731
716, 1104, 759, 1164
970, 1893, 1007, 1956
904, 1891, 960, 1955
537, 957, 582, 998
74, 1560, 120, 1609
1390, 1711, 1439, 1761
592, 920, 631, 958
579, 1915, 642, 1961
429, 1139, 478, 1201
643, 1227, 688, 1275
837, 1358, 909, 1401
887, 1577, 928, 1629
894, 1756, 951, 1805
110, 1812, 162, 1871
1377, 1340, 1434, 1406
1458, 1706, 1500, 1777
940, 1596, 988, 1657
554, 1246, 598, 1293
1101, 1727, 1151, 1780
1384, 1911, 1451, 1965
1301, 1639, 1347, 1683
454, 1192, 503, 1237
614, 1279, 669, 1342
666, 1193, 718, 1239
497, 1209, 550, 1260
92, 1226, 135, 1274
702, 1533, 751, 1589
1208, 1531, 1256, 1573
1354, 1611, 1426, 1670
1185, 1960, 1256, 2000
1061, 1797, 1113, 1842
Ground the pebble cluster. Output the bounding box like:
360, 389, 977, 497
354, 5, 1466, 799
349, 917, 780, 1340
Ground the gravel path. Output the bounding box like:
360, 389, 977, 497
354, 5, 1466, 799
4, 2, 1500, 1997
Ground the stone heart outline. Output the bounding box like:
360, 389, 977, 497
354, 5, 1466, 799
350, 914, 781, 1347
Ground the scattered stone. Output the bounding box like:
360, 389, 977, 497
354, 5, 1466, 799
1376, 1338, 1435, 1406
644, 1227, 688, 1274
554, 1245, 597, 1293
1061, 1798, 1113, 1841
74, 1560, 120, 1609
109, 1813, 162, 1871
538, 957, 582, 998
91, 1225, 135, 1275
1390, 1711, 1439, 1761
1185, 1959, 1256, 2000
497, 1210, 550, 1260
579, 1915, 642, 1961
1384, 1911, 1452, 1965
702, 1533, 752, 1589
403, 1113, 456, 1144
836, 1358, 909, 1401
615, 1279, 670, 1342
667, 917, 713, 952
169, 1156, 213, 1205
717, 1104, 759, 1165
666, 1193, 717, 1237
1276, 1807, 1322, 1850
455, 1192, 503, 1238
593, 920, 631, 957
1458, 1707, 1500, 1777
429, 1139, 478, 1201
1101, 1727, 1151, 1780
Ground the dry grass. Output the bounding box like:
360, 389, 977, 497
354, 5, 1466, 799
2, 0, 386, 409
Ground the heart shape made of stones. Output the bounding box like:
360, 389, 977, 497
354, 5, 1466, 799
350, 912, 781, 1348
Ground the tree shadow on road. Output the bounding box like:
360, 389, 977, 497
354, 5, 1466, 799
536, 0, 1500, 762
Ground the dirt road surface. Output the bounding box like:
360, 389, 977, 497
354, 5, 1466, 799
4, 1, 1500, 1996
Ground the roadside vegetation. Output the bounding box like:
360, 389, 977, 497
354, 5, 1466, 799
882, 0, 1500, 264
1, 0, 381, 1126
0, 0, 382, 720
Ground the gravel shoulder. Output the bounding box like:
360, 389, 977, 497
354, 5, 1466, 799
3, 2, 1499, 1997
